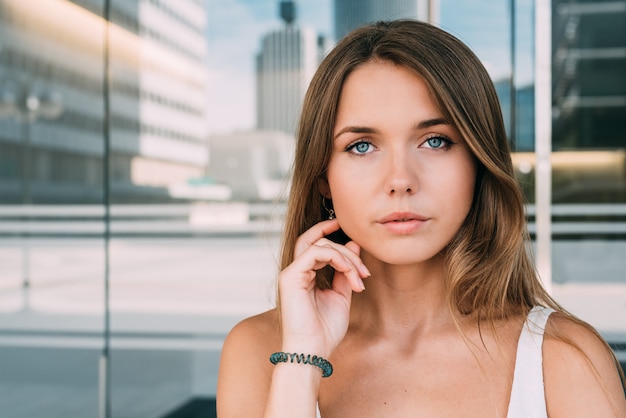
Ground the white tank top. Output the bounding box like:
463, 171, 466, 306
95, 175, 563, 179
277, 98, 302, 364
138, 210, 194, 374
316, 306, 554, 417
506, 305, 554, 417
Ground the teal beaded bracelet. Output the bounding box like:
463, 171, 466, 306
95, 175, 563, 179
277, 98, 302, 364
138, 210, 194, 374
269, 352, 333, 378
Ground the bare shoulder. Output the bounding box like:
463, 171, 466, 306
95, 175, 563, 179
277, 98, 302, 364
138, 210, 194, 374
217, 309, 281, 418
543, 311, 626, 417
224, 308, 281, 350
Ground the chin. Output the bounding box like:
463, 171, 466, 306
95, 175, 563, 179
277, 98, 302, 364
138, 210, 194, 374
366, 246, 445, 267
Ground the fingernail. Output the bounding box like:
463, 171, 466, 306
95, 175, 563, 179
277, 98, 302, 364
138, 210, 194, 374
360, 264, 371, 277
358, 278, 366, 291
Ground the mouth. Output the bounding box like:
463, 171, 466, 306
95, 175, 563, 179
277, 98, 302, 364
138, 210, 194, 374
377, 212, 429, 224
377, 212, 427, 234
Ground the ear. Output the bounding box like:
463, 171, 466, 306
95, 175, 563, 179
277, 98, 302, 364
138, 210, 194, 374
317, 177, 332, 199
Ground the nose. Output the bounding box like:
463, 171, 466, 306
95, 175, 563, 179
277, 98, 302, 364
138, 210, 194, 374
384, 150, 417, 195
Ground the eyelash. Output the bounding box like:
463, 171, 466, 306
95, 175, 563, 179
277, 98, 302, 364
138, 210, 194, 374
345, 140, 374, 154
422, 135, 454, 150
344, 135, 454, 155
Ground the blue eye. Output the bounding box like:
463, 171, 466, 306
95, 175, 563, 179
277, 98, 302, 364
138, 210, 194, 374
424, 136, 451, 149
427, 137, 443, 148
355, 142, 370, 153
346, 141, 374, 154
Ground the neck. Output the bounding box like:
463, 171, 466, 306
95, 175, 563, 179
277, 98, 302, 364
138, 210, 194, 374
351, 251, 454, 338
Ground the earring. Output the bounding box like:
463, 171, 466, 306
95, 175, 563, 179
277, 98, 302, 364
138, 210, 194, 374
322, 198, 335, 220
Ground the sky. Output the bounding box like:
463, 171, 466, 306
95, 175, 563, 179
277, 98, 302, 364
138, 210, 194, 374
205, 0, 332, 134
204, 0, 534, 135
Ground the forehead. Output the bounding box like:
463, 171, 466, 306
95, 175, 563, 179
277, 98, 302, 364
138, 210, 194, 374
334, 61, 443, 129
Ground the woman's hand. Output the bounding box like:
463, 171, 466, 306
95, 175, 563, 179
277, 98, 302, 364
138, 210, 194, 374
277, 219, 370, 357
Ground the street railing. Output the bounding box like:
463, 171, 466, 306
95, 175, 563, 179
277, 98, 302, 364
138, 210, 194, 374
0, 203, 624, 366
0, 202, 286, 236
0, 202, 625, 237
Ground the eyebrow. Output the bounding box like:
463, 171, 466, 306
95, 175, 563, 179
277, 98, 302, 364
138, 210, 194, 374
415, 118, 450, 129
333, 126, 378, 139
334, 118, 451, 140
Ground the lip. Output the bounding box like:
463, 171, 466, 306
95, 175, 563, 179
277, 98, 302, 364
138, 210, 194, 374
377, 211, 429, 223
376, 211, 429, 234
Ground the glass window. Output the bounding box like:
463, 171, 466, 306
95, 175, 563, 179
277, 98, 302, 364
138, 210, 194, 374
0, 1, 106, 416
0, 1, 623, 417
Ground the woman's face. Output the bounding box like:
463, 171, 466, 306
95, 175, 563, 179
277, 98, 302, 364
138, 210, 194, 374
322, 60, 477, 266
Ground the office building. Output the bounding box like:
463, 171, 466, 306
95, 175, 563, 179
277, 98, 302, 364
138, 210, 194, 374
0, 0, 209, 203
256, 1, 323, 135
552, 0, 626, 150
550, 0, 626, 203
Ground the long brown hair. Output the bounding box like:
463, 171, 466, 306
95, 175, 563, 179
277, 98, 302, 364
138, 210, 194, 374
278, 20, 623, 394
281, 19, 551, 316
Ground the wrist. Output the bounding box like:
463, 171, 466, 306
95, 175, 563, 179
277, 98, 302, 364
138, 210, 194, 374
281, 336, 332, 359
265, 360, 322, 417
270, 351, 333, 378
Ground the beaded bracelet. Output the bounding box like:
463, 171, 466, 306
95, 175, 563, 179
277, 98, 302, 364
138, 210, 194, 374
269, 352, 333, 378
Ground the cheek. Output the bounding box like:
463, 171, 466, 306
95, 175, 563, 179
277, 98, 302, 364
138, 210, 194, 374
461, 159, 478, 201
328, 179, 362, 217
458, 166, 477, 204
454, 165, 477, 220
437, 158, 477, 217
326, 160, 370, 204
326, 174, 369, 235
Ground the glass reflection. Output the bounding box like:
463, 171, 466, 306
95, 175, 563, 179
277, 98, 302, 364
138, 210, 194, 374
0, 0, 624, 417
0, 0, 106, 416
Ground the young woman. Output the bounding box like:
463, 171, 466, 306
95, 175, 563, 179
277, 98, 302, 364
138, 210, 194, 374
217, 20, 626, 417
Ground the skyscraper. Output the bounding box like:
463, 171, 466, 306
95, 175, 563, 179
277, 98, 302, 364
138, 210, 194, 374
256, 1, 322, 135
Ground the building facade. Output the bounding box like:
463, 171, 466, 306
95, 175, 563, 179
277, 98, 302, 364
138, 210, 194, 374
552, 0, 626, 151
256, 1, 322, 135
0, 0, 209, 203
550, 0, 626, 204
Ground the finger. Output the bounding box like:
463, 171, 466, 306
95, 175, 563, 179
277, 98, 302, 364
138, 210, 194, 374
308, 241, 365, 293
344, 240, 360, 256
341, 241, 367, 292
332, 267, 361, 298
344, 241, 370, 278
307, 243, 369, 292
280, 244, 354, 289
314, 238, 370, 278
294, 219, 341, 258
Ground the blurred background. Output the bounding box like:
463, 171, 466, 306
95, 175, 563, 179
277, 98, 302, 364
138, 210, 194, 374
0, 0, 624, 417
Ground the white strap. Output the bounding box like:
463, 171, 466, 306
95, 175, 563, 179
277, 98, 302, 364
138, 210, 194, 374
506, 306, 554, 418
